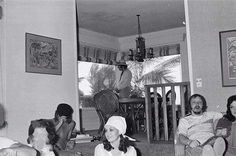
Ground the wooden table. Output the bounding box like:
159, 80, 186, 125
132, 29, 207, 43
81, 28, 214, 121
119, 98, 145, 133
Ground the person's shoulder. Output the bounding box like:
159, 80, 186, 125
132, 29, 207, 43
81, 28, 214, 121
95, 143, 104, 149
126, 146, 137, 155
178, 115, 191, 125
217, 117, 232, 127
180, 113, 192, 120
126, 68, 132, 73
94, 143, 105, 152
0, 137, 18, 149
205, 111, 223, 117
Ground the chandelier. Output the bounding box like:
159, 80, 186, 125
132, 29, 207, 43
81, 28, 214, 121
128, 15, 154, 62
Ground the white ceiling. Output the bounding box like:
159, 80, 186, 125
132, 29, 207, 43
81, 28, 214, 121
77, 0, 185, 37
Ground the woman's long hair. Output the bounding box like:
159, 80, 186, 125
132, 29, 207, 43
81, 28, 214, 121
103, 135, 135, 153
224, 95, 236, 122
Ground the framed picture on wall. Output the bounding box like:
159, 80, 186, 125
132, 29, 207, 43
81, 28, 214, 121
25, 33, 62, 75
219, 30, 236, 87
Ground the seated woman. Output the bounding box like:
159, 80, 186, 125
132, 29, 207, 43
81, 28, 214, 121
49, 103, 76, 151
28, 119, 80, 156
215, 95, 236, 156
28, 119, 57, 156
94, 115, 137, 156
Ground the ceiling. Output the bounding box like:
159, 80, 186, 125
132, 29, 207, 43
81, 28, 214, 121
77, 0, 185, 37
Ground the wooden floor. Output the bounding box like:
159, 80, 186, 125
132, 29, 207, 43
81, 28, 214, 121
73, 130, 175, 156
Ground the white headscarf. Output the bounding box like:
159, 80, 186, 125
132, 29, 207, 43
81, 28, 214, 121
105, 116, 127, 135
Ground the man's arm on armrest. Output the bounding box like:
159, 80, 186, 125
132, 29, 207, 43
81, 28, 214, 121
179, 134, 191, 146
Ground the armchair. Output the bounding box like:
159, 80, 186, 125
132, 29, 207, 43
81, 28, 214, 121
93, 89, 120, 137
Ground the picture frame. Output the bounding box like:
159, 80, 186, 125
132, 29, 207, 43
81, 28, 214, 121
25, 33, 62, 75
219, 30, 236, 87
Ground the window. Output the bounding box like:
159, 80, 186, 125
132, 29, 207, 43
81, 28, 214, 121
78, 61, 115, 108
78, 54, 181, 108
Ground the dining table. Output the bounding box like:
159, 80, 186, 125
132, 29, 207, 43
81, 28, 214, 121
118, 97, 145, 134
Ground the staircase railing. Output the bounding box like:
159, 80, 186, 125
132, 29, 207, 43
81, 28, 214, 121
144, 82, 191, 143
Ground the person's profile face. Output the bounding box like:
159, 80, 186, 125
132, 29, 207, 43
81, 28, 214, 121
31, 127, 49, 151
230, 101, 236, 118
104, 125, 120, 143
190, 96, 203, 115
117, 65, 123, 71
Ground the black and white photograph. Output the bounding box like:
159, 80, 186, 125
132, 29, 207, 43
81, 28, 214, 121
0, 0, 236, 156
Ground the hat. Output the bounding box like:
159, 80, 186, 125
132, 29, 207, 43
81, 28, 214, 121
116, 61, 127, 66
105, 116, 127, 135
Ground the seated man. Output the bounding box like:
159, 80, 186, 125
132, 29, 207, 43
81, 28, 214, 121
49, 103, 76, 151
177, 94, 225, 156
27, 104, 81, 156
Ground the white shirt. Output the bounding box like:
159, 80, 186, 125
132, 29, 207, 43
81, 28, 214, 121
178, 111, 222, 144
94, 144, 137, 156
0, 137, 17, 149
115, 69, 132, 90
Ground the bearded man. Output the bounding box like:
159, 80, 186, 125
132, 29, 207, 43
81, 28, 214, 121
177, 94, 225, 156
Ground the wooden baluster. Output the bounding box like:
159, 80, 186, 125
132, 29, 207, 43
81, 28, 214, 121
161, 87, 168, 141
153, 87, 160, 140
180, 85, 186, 118
145, 86, 152, 143
171, 85, 177, 141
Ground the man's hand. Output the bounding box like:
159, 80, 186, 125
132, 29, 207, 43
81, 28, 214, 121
188, 140, 200, 148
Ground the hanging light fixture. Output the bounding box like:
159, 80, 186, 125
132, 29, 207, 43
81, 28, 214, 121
128, 15, 154, 62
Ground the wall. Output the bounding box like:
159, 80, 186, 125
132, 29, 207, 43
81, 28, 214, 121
0, 0, 79, 143
79, 28, 120, 51
185, 0, 236, 112
119, 27, 189, 82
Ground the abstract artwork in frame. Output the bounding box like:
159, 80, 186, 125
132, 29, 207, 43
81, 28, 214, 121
219, 30, 236, 87
25, 33, 62, 75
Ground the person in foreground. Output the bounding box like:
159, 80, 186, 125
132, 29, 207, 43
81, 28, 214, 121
94, 116, 137, 156
29, 103, 80, 156
28, 119, 57, 156
0, 104, 38, 156
49, 103, 76, 151
177, 94, 225, 156
0, 137, 38, 156
215, 95, 236, 156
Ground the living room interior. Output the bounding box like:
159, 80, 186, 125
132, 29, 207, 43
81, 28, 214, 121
0, 0, 236, 156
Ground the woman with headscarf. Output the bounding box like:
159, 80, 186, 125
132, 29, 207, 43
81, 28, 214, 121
94, 116, 137, 156
215, 95, 236, 156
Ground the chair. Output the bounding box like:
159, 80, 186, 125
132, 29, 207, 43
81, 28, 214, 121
174, 130, 186, 156
93, 89, 120, 137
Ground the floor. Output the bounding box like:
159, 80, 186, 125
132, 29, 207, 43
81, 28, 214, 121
73, 131, 175, 156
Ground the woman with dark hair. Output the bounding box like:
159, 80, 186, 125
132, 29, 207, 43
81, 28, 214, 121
28, 119, 58, 156
50, 103, 76, 151
215, 95, 236, 156
94, 116, 137, 156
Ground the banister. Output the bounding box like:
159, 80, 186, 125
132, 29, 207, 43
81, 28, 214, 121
144, 82, 191, 143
